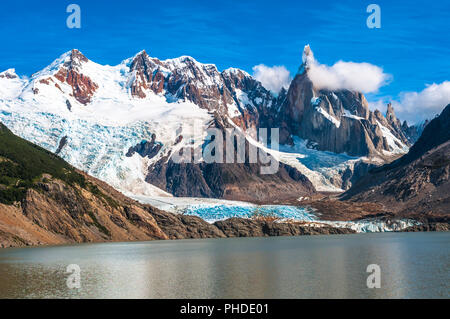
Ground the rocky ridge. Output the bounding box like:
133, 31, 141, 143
342, 104, 450, 217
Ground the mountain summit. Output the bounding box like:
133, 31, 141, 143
0, 47, 420, 200
299, 44, 315, 74
275, 45, 410, 157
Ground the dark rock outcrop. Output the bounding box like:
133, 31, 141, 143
393, 104, 450, 168
0, 70, 18, 79
126, 134, 162, 159
66, 99, 72, 111
214, 218, 355, 237
147, 157, 315, 201
402, 222, 450, 232
55, 136, 67, 154
146, 208, 226, 239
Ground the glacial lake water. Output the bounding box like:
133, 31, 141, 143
0, 232, 448, 298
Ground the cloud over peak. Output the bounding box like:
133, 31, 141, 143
252, 64, 291, 94
370, 81, 450, 124
303, 46, 391, 93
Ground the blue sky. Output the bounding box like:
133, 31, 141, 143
0, 0, 449, 122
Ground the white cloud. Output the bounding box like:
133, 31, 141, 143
369, 81, 450, 124
252, 64, 291, 93
307, 58, 391, 93
368, 99, 388, 113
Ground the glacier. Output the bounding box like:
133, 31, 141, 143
134, 195, 419, 233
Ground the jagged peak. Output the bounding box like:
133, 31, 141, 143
30, 50, 88, 79
53, 49, 88, 69
70, 49, 88, 60
222, 67, 251, 78
60, 49, 89, 69
129, 49, 153, 69
163, 55, 218, 72
302, 45, 313, 63
373, 109, 383, 117
135, 49, 148, 56
386, 102, 395, 115
131, 49, 149, 61
385, 103, 400, 124
299, 44, 316, 74
0, 68, 18, 79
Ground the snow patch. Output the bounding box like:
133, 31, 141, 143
343, 109, 364, 120
315, 105, 341, 128
377, 121, 409, 154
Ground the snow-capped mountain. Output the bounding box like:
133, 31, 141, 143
0, 69, 27, 100
0, 47, 413, 200
274, 45, 411, 157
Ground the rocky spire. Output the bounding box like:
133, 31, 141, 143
298, 44, 315, 74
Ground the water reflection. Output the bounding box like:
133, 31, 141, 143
0, 232, 448, 298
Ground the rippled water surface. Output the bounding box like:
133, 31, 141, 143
0, 232, 448, 298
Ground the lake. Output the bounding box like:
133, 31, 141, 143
0, 232, 448, 298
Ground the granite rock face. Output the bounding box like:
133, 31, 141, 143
342, 104, 450, 217
126, 133, 162, 159
275, 46, 411, 157
123, 47, 416, 199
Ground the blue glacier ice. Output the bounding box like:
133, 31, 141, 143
183, 204, 317, 222
181, 203, 420, 232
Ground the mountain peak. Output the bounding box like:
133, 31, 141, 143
130, 49, 151, 69
51, 49, 89, 72
133, 50, 149, 59
223, 67, 250, 78
393, 104, 450, 167
41, 48, 98, 105
68, 49, 88, 65
386, 103, 397, 122
0, 68, 18, 79
299, 44, 315, 74
302, 44, 312, 59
